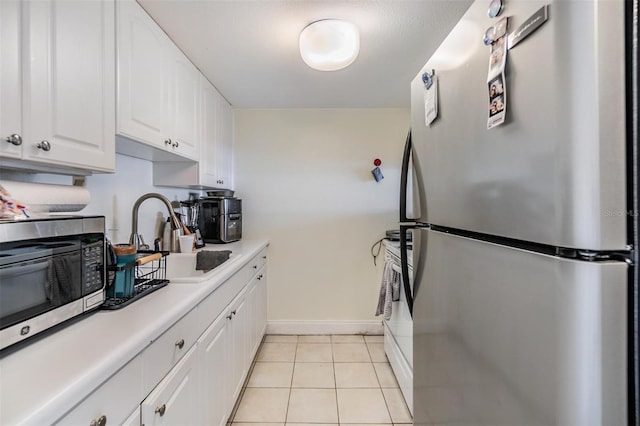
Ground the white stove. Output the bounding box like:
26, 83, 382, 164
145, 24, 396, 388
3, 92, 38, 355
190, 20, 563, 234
382, 240, 413, 415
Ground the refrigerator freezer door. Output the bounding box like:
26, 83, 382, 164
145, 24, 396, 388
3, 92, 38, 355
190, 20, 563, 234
410, 0, 627, 250
413, 229, 627, 426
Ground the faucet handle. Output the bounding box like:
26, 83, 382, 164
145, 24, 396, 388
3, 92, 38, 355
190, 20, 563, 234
138, 235, 149, 250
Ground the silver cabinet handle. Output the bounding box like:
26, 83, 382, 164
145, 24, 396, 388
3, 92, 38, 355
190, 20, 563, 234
155, 404, 166, 416
90, 415, 107, 426
5, 134, 22, 146
164, 138, 172, 146
175, 338, 185, 349
36, 140, 51, 151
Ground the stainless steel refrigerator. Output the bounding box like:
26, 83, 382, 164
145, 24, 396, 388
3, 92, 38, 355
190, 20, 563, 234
400, 0, 639, 424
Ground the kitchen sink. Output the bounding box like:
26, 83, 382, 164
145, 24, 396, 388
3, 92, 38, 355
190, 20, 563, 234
165, 251, 240, 283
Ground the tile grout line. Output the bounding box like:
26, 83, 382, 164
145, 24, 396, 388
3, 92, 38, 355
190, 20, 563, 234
332, 336, 340, 424
284, 335, 298, 424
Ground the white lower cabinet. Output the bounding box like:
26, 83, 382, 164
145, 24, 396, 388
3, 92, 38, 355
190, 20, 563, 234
122, 408, 141, 426
54, 355, 142, 426
198, 310, 230, 426
141, 344, 199, 426
228, 290, 250, 409
56, 248, 268, 426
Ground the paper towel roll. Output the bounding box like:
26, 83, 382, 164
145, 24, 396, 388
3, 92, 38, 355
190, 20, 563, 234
0, 180, 90, 213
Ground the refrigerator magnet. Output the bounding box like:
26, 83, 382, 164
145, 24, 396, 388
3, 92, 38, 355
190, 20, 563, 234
486, 17, 508, 129
488, 0, 504, 18
423, 70, 438, 126
487, 73, 506, 129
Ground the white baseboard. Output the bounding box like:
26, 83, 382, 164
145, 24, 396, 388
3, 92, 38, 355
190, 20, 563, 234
266, 320, 384, 335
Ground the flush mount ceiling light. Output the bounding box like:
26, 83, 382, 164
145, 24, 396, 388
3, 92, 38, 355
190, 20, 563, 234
299, 19, 360, 71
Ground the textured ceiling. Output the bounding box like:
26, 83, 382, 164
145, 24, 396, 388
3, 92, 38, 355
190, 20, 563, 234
138, 0, 473, 108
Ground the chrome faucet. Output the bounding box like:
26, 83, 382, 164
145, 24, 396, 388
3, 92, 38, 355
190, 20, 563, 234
129, 193, 183, 252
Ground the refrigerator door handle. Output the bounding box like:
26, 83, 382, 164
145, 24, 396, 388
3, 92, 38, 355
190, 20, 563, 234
399, 130, 413, 223
399, 224, 414, 317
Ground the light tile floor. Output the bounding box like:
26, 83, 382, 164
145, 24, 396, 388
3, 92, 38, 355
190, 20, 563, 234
231, 334, 413, 426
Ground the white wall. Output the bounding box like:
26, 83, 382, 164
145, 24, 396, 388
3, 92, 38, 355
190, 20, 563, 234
2, 154, 197, 246
234, 108, 409, 329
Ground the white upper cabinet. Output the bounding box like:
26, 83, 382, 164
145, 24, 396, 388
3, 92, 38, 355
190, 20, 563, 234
1, 0, 115, 173
0, 0, 22, 160
116, 0, 169, 149
215, 91, 234, 188
202, 77, 233, 188
168, 49, 199, 159
116, 0, 199, 161
153, 77, 233, 189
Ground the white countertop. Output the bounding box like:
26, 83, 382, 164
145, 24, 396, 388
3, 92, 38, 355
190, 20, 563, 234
0, 239, 268, 425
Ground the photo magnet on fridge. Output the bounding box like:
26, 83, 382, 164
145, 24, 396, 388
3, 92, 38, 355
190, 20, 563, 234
372, 166, 384, 182
486, 16, 508, 129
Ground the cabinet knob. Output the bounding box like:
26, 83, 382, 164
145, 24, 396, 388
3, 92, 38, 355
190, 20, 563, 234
252, 265, 257, 269
226, 313, 233, 320
262, 256, 267, 259
232, 310, 237, 316
89, 414, 107, 426
36, 140, 51, 151
172, 141, 179, 148
155, 404, 167, 416
257, 275, 263, 280
175, 338, 185, 349
164, 138, 172, 146
5, 134, 22, 146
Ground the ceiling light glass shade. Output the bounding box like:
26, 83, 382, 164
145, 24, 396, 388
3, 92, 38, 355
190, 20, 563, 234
299, 19, 360, 71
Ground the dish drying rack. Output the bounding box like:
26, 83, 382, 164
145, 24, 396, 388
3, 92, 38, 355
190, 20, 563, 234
102, 250, 170, 310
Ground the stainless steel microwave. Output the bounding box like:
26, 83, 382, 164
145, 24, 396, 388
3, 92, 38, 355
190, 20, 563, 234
0, 216, 106, 350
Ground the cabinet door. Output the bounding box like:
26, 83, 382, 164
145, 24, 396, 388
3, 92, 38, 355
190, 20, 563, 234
0, 0, 22, 159
122, 408, 141, 426
215, 95, 234, 188
255, 268, 268, 351
198, 311, 230, 426
24, 0, 115, 172
117, 0, 169, 149
200, 78, 221, 187
168, 49, 199, 160
141, 344, 199, 426
228, 293, 249, 409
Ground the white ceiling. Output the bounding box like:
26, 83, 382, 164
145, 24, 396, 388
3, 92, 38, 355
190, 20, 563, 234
138, 0, 473, 109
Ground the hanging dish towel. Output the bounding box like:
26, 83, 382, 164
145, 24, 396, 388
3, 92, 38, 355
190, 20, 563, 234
375, 255, 401, 320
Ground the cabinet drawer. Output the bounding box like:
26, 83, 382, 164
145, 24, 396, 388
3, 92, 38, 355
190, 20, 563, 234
141, 344, 199, 426
142, 307, 199, 393
55, 354, 142, 426
197, 270, 244, 330
243, 248, 268, 281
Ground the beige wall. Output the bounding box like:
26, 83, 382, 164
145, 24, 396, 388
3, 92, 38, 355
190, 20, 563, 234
234, 108, 409, 329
